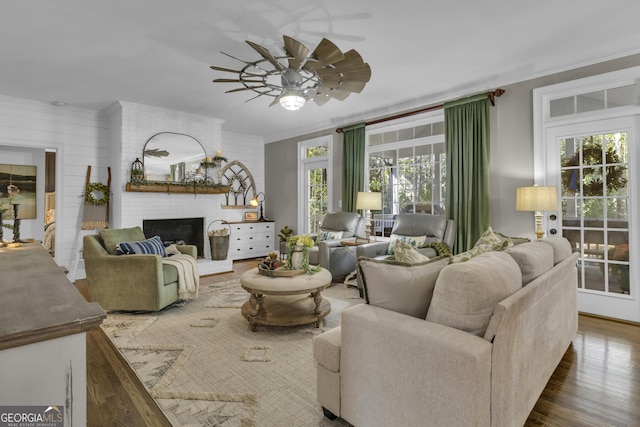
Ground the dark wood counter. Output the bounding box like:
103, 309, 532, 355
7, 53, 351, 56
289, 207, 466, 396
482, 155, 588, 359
0, 244, 106, 350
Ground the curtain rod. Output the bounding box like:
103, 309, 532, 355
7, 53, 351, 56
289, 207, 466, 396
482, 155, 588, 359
335, 88, 505, 133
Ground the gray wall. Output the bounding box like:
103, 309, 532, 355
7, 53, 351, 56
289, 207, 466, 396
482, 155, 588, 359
266, 53, 640, 240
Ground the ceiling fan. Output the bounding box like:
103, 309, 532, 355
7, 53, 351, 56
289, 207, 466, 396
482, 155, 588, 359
210, 35, 371, 111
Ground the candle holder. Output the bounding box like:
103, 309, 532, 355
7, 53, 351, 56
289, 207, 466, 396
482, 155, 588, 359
0, 209, 5, 246
12, 204, 23, 243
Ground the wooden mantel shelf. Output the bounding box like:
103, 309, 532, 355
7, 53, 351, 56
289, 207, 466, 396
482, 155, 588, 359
126, 182, 230, 194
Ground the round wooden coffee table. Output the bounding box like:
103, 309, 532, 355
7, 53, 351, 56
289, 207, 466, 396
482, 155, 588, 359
239, 267, 332, 331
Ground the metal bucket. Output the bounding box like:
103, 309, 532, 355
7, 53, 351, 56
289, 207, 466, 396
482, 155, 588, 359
207, 220, 231, 260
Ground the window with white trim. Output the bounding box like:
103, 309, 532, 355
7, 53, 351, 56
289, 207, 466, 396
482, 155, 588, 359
365, 113, 446, 236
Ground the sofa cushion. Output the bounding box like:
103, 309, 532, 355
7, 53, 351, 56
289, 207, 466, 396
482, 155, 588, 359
313, 326, 342, 372
388, 234, 427, 254
117, 235, 166, 257
538, 236, 573, 264
426, 251, 522, 336
393, 240, 429, 264
505, 241, 554, 285
358, 256, 450, 318
99, 226, 146, 255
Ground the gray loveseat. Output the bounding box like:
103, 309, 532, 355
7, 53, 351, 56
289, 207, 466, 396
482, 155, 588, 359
314, 236, 578, 426
353, 213, 455, 295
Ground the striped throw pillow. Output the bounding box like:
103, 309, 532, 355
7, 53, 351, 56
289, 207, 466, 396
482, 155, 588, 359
117, 235, 165, 257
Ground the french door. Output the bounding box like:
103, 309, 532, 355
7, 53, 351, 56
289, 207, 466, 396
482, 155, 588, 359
297, 135, 332, 235
303, 159, 328, 234
546, 117, 638, 321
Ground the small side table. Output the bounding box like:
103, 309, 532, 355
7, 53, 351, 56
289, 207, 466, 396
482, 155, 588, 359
340, 238, 371, 287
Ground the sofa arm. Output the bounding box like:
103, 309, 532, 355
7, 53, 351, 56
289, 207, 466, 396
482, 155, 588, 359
354, 240, 390, 258
318, 240, 357, 280
340, 304, 492, 427
177, 244, 197, 259
84, 254, 165, 311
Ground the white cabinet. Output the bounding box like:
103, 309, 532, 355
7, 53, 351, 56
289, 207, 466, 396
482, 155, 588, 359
227, 221, 275, 260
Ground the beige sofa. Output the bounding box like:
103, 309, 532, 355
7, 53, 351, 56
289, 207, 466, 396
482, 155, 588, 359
314, 237, 578, 426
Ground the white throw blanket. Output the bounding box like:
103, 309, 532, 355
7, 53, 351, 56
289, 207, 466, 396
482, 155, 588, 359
162, 254, 200, 300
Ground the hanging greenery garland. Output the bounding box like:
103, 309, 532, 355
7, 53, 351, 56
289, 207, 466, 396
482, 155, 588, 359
84, 182, 110, 206
562, 141, 627, 196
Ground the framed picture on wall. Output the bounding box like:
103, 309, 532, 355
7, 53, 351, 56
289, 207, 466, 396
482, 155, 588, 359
245, 211, 258, 222
0, 163, 37, 219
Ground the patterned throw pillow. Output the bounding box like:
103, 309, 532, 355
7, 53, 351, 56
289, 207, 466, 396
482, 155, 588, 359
117, 235, 165, 256
393, 240, 430, 264
388, 234, 427, 255
315, 230, 344, 245
450, 227, 517, 263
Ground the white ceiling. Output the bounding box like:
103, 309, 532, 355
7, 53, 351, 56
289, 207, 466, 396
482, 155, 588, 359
2, 0, 640, 143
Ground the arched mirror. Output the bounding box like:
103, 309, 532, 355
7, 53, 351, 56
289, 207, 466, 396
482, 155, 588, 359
143, 132, 207, 183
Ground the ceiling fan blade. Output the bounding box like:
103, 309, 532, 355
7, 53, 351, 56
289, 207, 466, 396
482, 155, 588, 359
245, 40, 285, 71
341, 63, 372, 83
269, 95, 282, 107
324, 88, 351, 101
210, 65, 242, 73
225, 86, 268, 93
310, 38, 344, 66
312, 93, 332, 106
213, 78, 264, 83
332, 50, 366, 73
316, 68, 367, 93
283, 36, 309, 70
302, 59, 322, 73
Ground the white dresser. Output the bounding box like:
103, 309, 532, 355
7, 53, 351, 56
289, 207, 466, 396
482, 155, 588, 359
227, 221, 275, 260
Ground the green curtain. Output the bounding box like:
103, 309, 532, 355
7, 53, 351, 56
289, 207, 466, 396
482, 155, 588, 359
341, 123, 366, 212
445, 94, 491, 253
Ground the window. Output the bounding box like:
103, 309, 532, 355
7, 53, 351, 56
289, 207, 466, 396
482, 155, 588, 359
365, 114, 446, 236
298, 136, 332, 234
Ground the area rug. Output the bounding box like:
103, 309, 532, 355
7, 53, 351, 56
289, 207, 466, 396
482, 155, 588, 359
101, 278, 362, 426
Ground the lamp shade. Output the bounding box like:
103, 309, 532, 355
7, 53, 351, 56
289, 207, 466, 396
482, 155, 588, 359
516, 186, 558, 212
356, 192, 382, 211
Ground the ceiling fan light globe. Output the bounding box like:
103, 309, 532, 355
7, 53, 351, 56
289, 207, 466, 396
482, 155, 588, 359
279, 93, 306, 111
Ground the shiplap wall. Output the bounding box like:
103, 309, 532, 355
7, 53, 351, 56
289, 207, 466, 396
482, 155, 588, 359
0, 96, 265, 279
110, 102, 265, 263
0, 95, 109, 272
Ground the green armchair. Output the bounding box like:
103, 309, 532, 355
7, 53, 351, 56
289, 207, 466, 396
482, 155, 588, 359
83, 226, 197, 312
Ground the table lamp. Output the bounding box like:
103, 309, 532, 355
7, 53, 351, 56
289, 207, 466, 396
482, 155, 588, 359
516, 185, 558, 239
356, 191, 382, 240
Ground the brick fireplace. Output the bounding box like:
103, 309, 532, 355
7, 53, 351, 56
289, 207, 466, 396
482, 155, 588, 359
143, 217, 205, 258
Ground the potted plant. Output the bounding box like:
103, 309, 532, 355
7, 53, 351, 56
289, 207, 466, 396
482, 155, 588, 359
278, 225, 294, 256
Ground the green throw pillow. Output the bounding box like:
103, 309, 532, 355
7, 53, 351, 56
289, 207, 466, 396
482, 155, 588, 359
388, 234, 427, 255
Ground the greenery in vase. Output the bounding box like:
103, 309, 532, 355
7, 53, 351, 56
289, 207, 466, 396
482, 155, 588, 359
285, 234, 315, 272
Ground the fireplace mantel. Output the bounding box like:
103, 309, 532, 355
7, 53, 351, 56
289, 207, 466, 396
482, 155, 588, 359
126, 182, 229, 194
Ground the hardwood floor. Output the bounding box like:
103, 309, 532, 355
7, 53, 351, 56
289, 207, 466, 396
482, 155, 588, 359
79, 260, 640, 426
